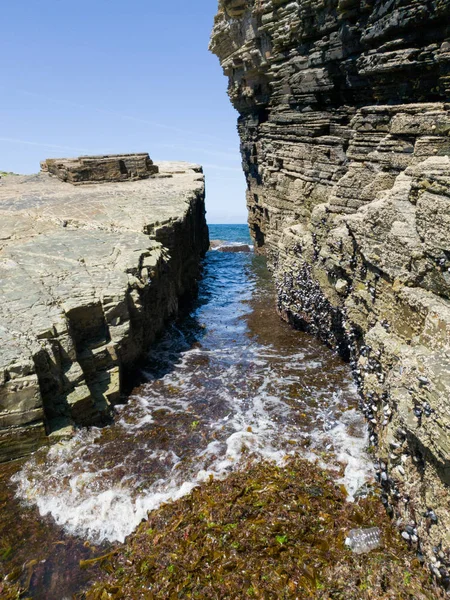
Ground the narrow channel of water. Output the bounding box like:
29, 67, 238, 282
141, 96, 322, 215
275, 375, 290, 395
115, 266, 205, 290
0, 224, 372, 598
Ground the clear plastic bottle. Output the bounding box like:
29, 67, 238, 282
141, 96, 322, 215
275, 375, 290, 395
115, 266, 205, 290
345, 527, 381, 554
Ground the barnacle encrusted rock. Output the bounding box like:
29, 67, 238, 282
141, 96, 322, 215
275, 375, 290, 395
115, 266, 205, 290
0, 160, 209, 461
211, 0, 450, 574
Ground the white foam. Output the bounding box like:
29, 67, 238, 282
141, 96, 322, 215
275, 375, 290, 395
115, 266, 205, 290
13, 473, 197, 544
13, 381, 371, 543
309, 408, 373, 501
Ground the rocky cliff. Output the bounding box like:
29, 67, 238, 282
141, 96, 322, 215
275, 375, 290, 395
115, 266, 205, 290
211, 0, 450, 582
0, 158, 209, 462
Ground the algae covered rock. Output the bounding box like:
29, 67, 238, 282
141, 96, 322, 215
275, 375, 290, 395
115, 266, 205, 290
84, 458, 442, 599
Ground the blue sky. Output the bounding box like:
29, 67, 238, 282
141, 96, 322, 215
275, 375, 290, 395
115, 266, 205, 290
0, 0, 247, 223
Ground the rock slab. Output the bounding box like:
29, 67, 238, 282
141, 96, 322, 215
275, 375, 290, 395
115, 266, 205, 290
0, 160, 209, 461
41, 153, 159, 185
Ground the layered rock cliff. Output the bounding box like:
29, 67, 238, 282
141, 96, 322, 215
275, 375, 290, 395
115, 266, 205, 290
0, 159, 209, 462
211, 0, 450, 581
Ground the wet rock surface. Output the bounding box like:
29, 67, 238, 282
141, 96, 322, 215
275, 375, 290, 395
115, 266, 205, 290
211, 0, 450, 582
0, 161, 209, 461
216, 243, 253, 252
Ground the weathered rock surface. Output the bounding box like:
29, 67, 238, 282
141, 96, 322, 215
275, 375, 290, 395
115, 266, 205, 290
0, 161, 209, 461
211, 0, 450, 579
216, 243, 253, 252
41, 153, 159, 185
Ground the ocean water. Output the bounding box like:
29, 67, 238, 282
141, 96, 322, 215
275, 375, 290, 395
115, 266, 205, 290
209, 223, 253, 245
3, 224, 372, 598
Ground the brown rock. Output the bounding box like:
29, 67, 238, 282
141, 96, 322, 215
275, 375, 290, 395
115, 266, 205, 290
42, 153, 159, 185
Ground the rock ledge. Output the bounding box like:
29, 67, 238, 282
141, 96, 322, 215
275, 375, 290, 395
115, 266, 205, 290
41, 152, 159, 185
0, 160, 209, 461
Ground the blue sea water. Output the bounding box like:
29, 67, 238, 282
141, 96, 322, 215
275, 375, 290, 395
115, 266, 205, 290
208, 223, 252, 246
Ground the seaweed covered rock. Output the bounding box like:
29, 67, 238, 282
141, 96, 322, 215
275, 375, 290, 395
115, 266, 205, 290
84, 458, 442, 599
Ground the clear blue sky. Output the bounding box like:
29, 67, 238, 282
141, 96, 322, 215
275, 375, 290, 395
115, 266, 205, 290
0, 0, 247, 223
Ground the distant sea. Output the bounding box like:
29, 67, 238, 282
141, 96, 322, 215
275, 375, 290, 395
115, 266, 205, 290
208, 223, 252, 246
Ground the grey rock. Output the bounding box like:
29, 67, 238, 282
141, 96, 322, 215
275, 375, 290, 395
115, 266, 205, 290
0, 160, 209, 461
211, 0, 450, 563
216, 244, 252, 253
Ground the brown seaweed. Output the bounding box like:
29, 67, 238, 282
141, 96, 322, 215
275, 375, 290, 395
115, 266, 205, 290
81, 457, 443, 599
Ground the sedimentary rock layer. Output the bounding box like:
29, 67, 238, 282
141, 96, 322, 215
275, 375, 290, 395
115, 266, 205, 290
41, 153, 159, 185
211, 0, 450, 578
0, 162, 209, 461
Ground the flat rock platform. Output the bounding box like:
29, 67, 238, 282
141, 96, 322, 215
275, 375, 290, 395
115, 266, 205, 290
0, 161, 209, 461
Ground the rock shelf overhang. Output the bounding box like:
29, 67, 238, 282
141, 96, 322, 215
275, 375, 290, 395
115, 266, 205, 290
0, 159, 209, 461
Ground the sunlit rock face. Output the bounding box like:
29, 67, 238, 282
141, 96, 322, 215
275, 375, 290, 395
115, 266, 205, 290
0, 160, 209, 461
211, 0, 450, 574
41, 153, 159, 185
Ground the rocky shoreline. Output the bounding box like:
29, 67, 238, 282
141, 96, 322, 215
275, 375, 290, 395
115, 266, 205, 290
0, 158, 209, 462
211, 0, 450, 583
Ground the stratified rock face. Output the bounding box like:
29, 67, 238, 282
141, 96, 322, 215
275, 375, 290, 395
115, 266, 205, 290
41, 153, 159, 184
0, 161, 209, 461
211, 0, 450, 574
